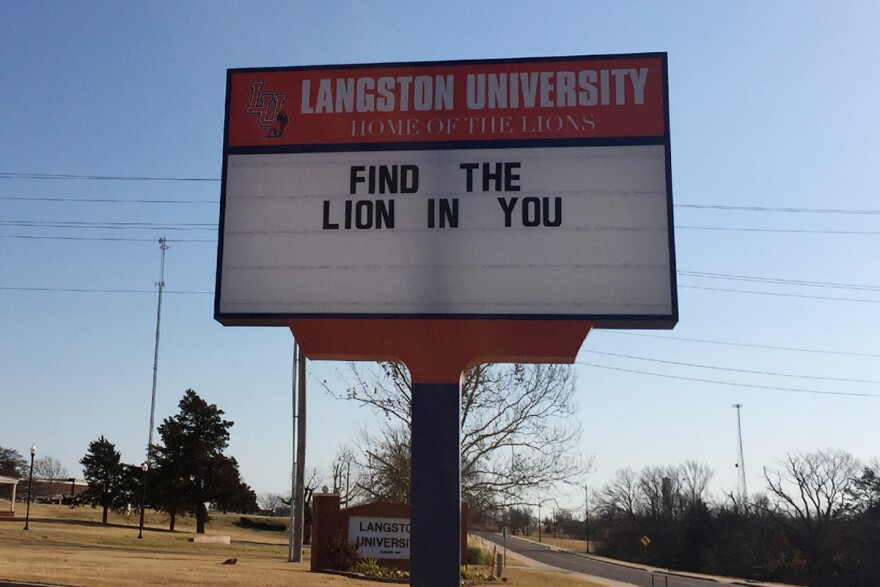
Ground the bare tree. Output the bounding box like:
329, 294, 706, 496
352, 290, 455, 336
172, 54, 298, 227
330, 445, 366, 507
598, 461, 713, 522
258, 492, 288, 515
763, 449, 861, 585
597, 467, 640, 519
337, 361, 588, 512
764, 449, 860, 523
356, 425, 412, 504
507, 506, 534, 536
287, 467, 322, 508
678, 460, 713, 508
33, 456, 69, 503
34, 456, 68, 480
637, 465, 676, 519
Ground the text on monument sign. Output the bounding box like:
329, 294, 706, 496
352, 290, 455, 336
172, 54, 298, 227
348, 516, 411, 559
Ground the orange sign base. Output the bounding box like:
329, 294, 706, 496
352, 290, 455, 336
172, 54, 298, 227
287, 318, 593, 383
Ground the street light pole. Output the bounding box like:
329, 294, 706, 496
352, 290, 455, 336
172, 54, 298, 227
538, 501, 542, 543
138, 462, 148, 539
536, 497, 559, 544
585, 485, 590, 554
24, 445, 36, 531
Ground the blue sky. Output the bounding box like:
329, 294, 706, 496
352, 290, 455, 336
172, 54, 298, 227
2, 1, 879, 510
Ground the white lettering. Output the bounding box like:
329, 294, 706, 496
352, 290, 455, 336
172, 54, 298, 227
300, 80, 313, 113
356, 78, 374, 112
376, 77, 395, 112
630, 68, 648, 104
301, 75, 454, 114
315, 79, 333, 113
299, 68, 651, 115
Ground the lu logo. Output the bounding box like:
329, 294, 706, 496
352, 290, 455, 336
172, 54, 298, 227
245, 81, 289, 138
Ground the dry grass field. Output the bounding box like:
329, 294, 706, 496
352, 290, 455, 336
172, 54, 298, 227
517, 535, 597, 555
0, 504, 605, 586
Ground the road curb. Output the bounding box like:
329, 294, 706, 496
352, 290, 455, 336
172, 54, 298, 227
478, 533, 799, 587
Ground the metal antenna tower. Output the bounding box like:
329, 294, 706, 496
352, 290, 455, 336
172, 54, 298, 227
147, 237, 168, 455
732, 403, 747, 504
139, 237, 167, 538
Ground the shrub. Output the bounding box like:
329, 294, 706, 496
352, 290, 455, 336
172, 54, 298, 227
323, 531, 359, 571
462, 566, 502, 581
467, 543, 492, 566
238, 516, 287, 532
353, 558, 382, 576
353, 558, 409, 579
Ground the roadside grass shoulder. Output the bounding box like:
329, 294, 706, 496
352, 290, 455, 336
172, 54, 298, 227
0, 505, 605, 586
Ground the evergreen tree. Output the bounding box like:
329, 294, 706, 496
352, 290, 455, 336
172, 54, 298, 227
208, 455, 259, 515
153, 389, 256, 533
0, 447, 27, 478
76, 435, 124, 525
150, 450, 188, 532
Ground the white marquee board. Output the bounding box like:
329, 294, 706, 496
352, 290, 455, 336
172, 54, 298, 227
216, 54, 677, 328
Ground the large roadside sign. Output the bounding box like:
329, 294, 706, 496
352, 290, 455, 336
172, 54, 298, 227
215, 53, 677, 328
348, 516, 411, 560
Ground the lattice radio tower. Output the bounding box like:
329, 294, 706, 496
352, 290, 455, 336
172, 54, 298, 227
733, 403, 747, 504
147, 237, 168, 456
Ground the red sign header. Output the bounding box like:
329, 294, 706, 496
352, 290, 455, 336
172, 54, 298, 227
226, 54, 667, 147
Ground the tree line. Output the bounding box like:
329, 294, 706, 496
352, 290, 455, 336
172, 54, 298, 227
497, 451, 877, 587
54, 389, 257, 532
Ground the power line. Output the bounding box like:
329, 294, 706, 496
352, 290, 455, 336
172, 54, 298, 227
1, 176, 878, 217
5, 196, 880, 222
0, 220, 214, 227
6, 281, 874, 393
0, 234, 216, 243
677, 204, 880, 215
678, 225, 880, 236
680, 284, 880, 303
680, 271, 880, 292
0, 220, 215, 231
4, 271, 873, 298
0, 196, 216, 204
575, 361, 880, 398
3, 220, 878, 237
581, 349, 880, 384
602, 331, 880, 359
5, 282, 879, 305
0, 286, 212, 294
0, 172, 218, 182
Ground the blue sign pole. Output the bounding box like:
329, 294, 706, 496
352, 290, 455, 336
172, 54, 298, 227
410, 382, 461, 586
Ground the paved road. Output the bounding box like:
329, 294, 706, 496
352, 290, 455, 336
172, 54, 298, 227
474, 531, 732, 587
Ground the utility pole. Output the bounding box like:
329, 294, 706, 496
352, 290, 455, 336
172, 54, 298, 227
140, 236, 167, 538
733, 403, 747, 505
288, 342, 298, 561
345, 459, 350, 507
290, 343, 307, 562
